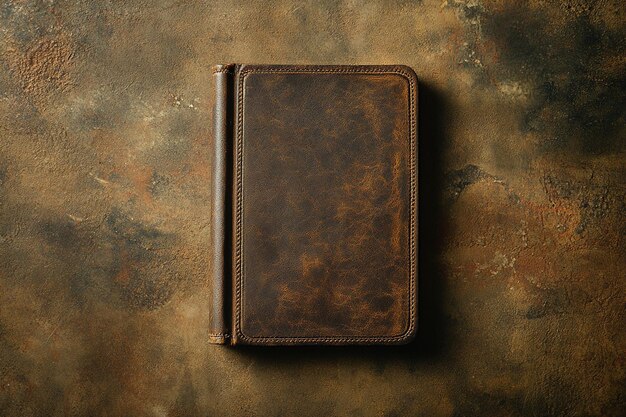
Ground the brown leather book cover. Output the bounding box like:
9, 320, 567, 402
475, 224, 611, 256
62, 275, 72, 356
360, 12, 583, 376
209, 64, 417, 346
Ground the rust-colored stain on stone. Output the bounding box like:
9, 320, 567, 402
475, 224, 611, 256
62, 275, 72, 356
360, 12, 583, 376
0, 0, 624, 416
4, 35, 75, 101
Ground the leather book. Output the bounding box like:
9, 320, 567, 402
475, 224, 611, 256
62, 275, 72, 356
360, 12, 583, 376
209, 64, 417, 345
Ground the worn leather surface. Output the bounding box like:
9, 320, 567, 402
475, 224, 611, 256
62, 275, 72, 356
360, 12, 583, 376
208, 64, 232, 344
233, 65, 417, 345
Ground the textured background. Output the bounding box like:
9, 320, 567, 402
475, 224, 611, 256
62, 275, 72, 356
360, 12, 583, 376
0, 0, 624, 416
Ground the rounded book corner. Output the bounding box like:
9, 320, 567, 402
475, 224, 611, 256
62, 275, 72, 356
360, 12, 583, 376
395, 64, 418, 80
394, 322, 418, 345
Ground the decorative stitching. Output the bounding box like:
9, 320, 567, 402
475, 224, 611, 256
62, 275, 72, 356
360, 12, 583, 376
234, 65, 417, 344
212, 69, 231, 74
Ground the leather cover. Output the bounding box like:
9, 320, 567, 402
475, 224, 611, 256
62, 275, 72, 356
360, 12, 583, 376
209, 64, 417, 345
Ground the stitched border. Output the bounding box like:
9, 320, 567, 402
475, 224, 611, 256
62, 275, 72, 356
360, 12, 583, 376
234, 65, 417, 345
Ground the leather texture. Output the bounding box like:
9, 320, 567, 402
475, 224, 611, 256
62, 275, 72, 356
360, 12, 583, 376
213, 64, 417, 346
208, 64, 234, 344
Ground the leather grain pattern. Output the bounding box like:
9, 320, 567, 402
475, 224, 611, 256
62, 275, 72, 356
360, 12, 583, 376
232, 65, 417, 345
208, 64, 233, 344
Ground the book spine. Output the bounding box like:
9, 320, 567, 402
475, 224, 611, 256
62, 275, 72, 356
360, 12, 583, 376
208, 64, 233, 344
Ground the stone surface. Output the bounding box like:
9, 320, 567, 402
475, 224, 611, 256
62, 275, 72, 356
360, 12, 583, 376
0, 1, 624, 416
